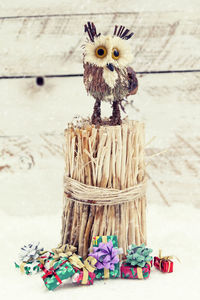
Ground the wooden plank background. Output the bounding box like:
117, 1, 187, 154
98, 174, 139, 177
0, 0, 199, 17
0, 11, 199, 76
0, 1, 199, 213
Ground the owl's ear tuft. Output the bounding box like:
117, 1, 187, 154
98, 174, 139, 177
84, 22, 101, 42
113, 25, 134, 40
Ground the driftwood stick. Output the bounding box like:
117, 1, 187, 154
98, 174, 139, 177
121, 125, 128, 189
62, 200, 73, 244
69, 202, 77, 244
115, 126, 122, 189
78, 204, 88, 257
83, 206, 95, 256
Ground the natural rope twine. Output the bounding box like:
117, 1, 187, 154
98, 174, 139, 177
64, 175, 146, 206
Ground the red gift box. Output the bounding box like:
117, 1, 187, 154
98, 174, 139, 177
154, 255, 173, 273
121, 262, 151, 279
72, 267, 96, 285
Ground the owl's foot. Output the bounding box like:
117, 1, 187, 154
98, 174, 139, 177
91, 115, 102, 125
110, 100, 122, 125
91, 99, 102, 125
110, 116, 121, 126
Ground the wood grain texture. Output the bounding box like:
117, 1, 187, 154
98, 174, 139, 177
0, 11, 199, 76
0, 0, 199, 18
0, 3, 199, 209
0, 73, 199, 135
0, 73, 199, 207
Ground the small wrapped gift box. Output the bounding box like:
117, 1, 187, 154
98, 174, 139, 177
46, 244, 97, 285
120, 244, 153, 279
153, 250, 179, 273
71, 255, 97, 285
121, 262, 151, 279
89, 235, 120, 279
154, 256, 173, 273
15, 241, 53, 275
72, 267, 96, 285
41, 258, 75, 290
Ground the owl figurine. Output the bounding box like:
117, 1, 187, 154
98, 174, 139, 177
83, 22, 138, 125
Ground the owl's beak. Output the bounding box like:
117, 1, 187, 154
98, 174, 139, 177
106, 63, 115, 72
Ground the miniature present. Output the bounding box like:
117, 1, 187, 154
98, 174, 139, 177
121, 262, 151, 279
120, 244, 153, 279
46, 244, 97, 285
72, 266, 96, 285
154, 250, 179, 273
89, 235, 120, 279
44, 244, 77, 269
41, 257, 75, 290
71, 256, 97, 285
14, 242, 52, 275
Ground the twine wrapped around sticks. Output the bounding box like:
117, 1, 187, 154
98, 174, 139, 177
64, 175, 146, 206
61, 120, 147, 258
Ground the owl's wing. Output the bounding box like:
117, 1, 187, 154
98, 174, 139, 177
126, 66, 138, 96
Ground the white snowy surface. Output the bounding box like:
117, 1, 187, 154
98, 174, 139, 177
1, 201, 200, 299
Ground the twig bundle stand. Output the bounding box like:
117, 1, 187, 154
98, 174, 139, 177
61, 120, 146, 258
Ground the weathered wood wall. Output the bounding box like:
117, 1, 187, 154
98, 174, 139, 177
0, 11, 199, 76
0, 1, 199, 213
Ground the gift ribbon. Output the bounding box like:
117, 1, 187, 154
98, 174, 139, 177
50, 244, 96, 285
137, 261, 151, 279
20, 262, 27, 273
82, 256, 97, 284
39, 250, 48, 256
19, 250, 49, 273
137, 267, 143, 279
41, 261, 65, 285
50, 244, 77, 267
37, 250, 49, 264
67, 254, 97, 284
37, 256, 47, 265
93, 236, 111, 279
102, 236, 110, 279
158, 249, 180, 272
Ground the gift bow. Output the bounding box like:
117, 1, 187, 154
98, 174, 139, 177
83, 257, 97, 284
19, 250, 48, 273
51, 244, 77, 263
50, 244, 97, 284
19, 242, 44, 263
69, 255, 97, 284
158, 249, 180, 272
158, 249, 180, 262
90, 236, 120, 279
49, 244, 77, 267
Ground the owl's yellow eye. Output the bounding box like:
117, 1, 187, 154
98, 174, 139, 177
95, 46, 107, 59
112, 48, 120, 60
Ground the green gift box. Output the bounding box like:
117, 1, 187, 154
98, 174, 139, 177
41, 258, 75, 290
92, 235, 118, 248
91, 235, 120, 279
